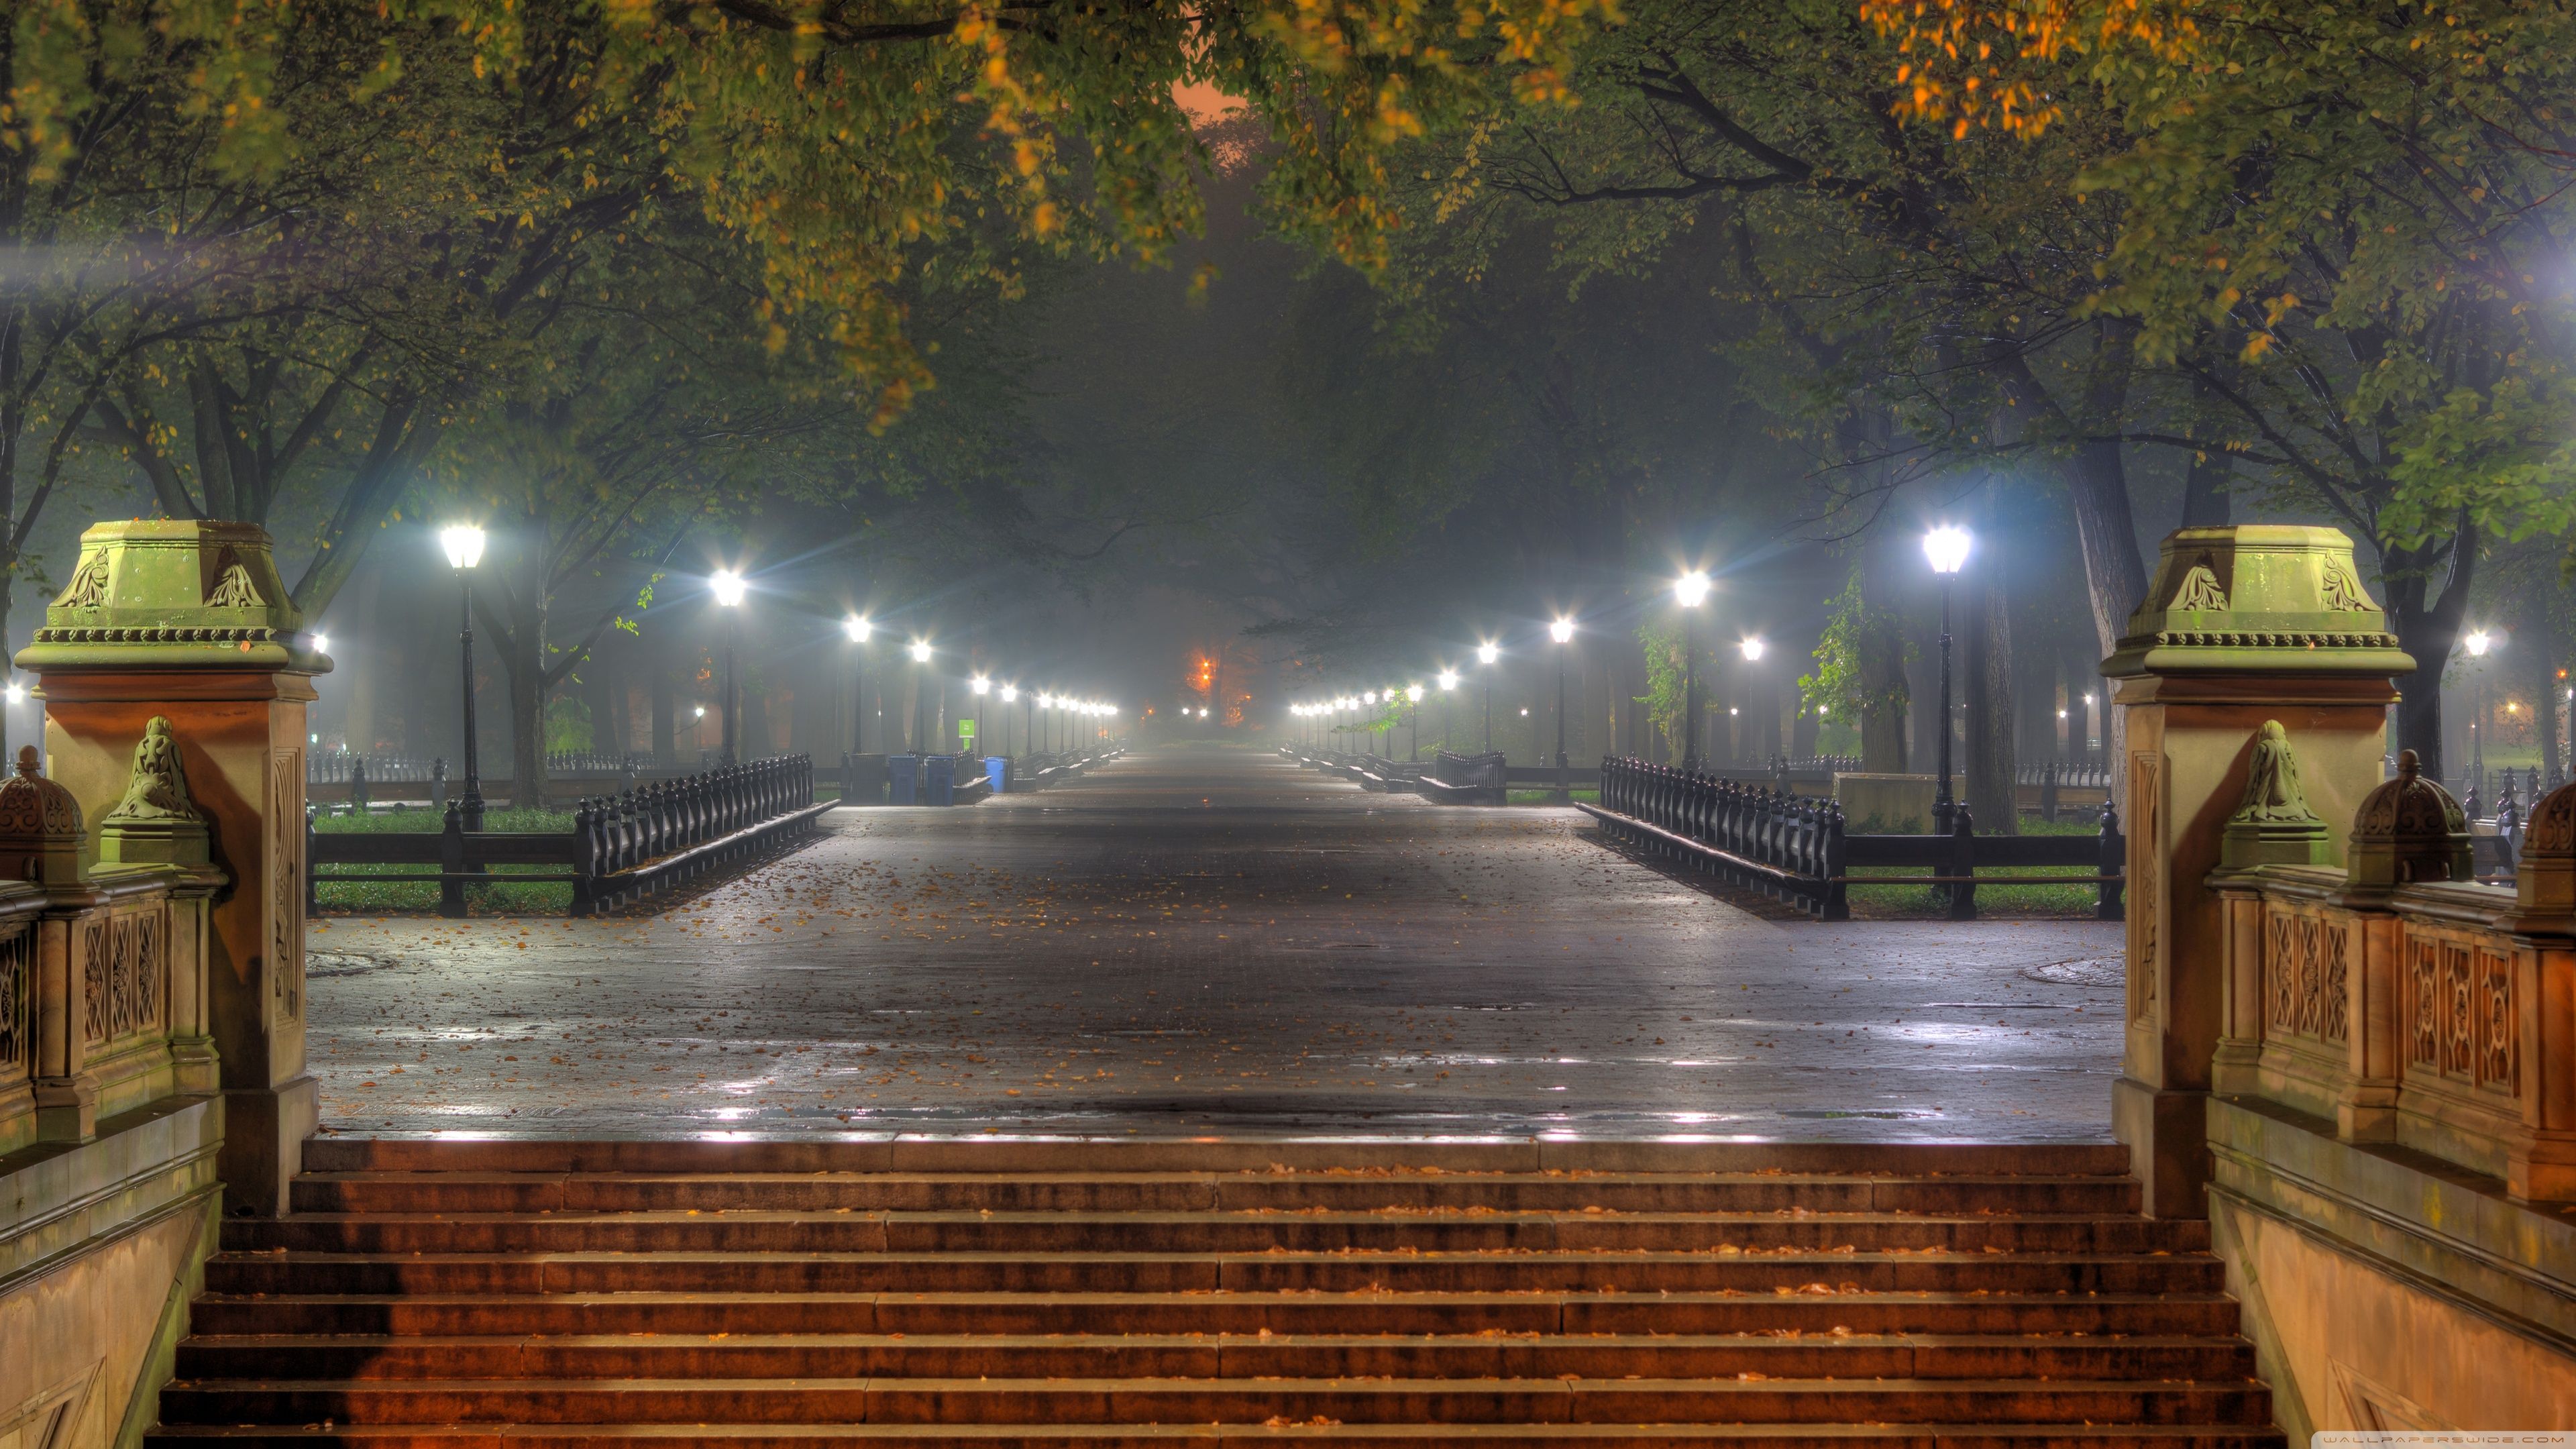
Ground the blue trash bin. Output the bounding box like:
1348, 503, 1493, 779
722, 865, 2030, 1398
986, 757, 1010, 795
924, 753, 955, 806
888, 754, 919, 805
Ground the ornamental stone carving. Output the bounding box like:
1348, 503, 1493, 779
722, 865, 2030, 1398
2508, 776, 2576, 920
0, 747, 86, 885
2222, 720, 2332, 867
16, 519, 325, 676
2348, 751, 2473, 888
101, 715, 211, 865
2103, 525, 2414, 682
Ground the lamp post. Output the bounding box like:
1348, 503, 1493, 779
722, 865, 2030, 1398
2466, 629, 2494, 797
1002, 684, 1020, 759
1923, 525, 1973, 831
1739, 637, 1766, 767
710, 568, 746, 765
1436, 669, 1458, 759
970, 675, 990, 757
908, 639, 933, 753
1407, 684, 1425, 759
844, 615, 872, 754
439, 525, 488, 830
1550, 617, 1576, 794
1673, 572, 1711, 771
1476, 643, 1500, 753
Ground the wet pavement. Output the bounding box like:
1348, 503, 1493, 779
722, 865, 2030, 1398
305, 745, 2126, 1141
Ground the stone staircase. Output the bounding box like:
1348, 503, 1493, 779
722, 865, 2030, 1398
146, 1138, 2281, 1446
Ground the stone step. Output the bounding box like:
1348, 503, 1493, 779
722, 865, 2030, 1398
223, 1211, 2206, 1256
184, 1290, 2250, 1339
154, 1376, 2273, 1428
286, 1171, 2143, 1216
172, 1333, 2257, 1383
298, 1139, 2138, 1179
149, 1413, 2280, 1447
201, 1250, 2227, 1297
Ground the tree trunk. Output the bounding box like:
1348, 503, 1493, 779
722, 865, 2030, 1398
478, 541, 549, 810
581, 630, 616, 755
2180, 451, 2233, 528
343, 568, 381, 753
1964, 560, 2017, 835
2380, 525, 2474, 780
649, 621, 677, 764
2534, 637, 2560, 788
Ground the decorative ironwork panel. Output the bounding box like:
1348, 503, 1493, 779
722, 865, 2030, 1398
0, 925, 28, 1077
2477, 950, 2516, 1093
2296, 915, 2324, 1036
2443, 942, 2474, 1078
82, 920, 107, 1042
2268, 909, 2298, 1032
2409, 935, 2440, 1068
2320, 922, 2350, 1044
78, 912, 165, 1045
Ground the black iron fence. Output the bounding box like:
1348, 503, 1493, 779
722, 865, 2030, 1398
308, 752, 441, 787
2018, 758, 2111, 790
309, 755, 829, 918
1421, 750, 1506, 803
1579, 756, 2124, 921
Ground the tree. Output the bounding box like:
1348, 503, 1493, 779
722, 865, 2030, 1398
1862, 0, 2576, 776
1801, 564, 1911, 773
11, 0, 1619, 422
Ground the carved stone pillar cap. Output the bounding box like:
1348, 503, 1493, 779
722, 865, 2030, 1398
2102, 525, 2416, 680
0, 746, 88, 885
2347, 750, 2475, 888
2512, 777, 2576, 918
13, 519, 329, 676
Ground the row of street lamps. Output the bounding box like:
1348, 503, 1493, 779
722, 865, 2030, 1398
1282, 525, 1976, 799
429, 526, 1120, 822
836, 616, 1117, 759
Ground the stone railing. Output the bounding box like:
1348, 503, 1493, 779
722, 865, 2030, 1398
0, 753, 223, 1161
2210, 764, 2573, 1203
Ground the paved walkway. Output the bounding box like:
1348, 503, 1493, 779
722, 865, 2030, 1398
306, 745, 2125, 1140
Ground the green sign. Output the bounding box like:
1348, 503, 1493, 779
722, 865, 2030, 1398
959, 719, 977, 743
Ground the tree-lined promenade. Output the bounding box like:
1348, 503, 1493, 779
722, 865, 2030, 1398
5, 0, 2571, 814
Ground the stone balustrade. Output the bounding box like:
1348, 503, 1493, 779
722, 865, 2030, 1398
2208, 755, 2573, 1203
0, 750, 222, 1161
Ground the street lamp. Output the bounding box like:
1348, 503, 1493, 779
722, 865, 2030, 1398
438, 525, 488, 830
970, 676, 990, 757
1737, 637, 1766, 767
2466, 629, 2496, 794
1002, 684, 1020, 758
1550, 617, 1577, 794
1923, 525, 1972, 830
843, 616, 872, 756
1406, 683, 1426, 759
1673, 572, 1711, 771
710, 568, 747, 765
1476, 641, 1501, 754
907, 640, 932, 754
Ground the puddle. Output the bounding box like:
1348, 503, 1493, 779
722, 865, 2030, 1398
2021, 956, 2123, 988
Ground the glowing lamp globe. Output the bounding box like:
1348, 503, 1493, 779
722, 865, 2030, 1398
1922, 525, 1972, 575
439, 525, 486, 570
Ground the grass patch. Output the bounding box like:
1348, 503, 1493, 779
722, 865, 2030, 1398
310, 806, 576, 915
1508, 788, 1600, 805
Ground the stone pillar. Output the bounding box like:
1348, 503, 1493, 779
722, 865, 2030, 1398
2100, 525, 2412, 1217
17, 521, 330, 1216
